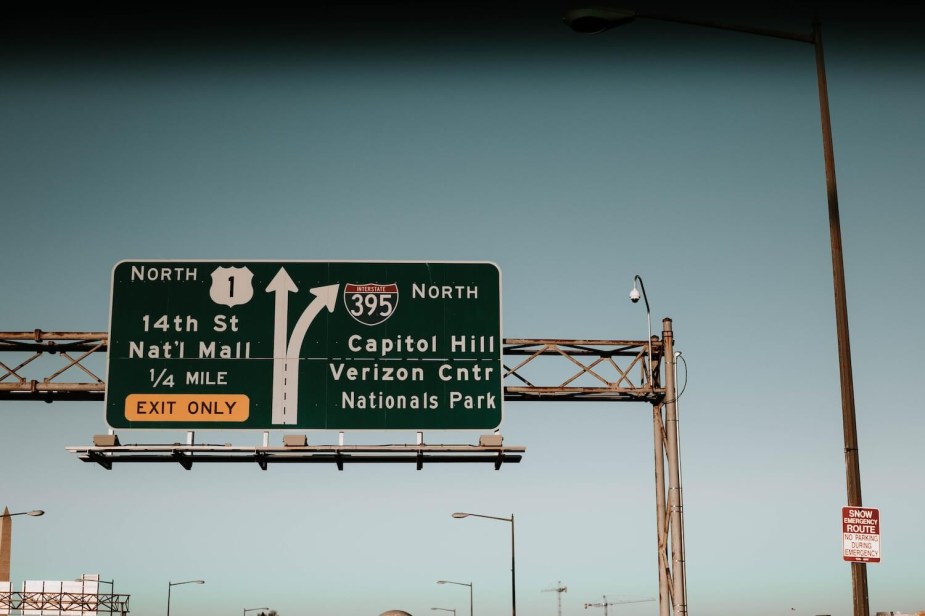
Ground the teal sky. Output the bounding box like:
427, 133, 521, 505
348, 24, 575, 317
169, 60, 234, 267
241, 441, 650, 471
2, 5, 924, 616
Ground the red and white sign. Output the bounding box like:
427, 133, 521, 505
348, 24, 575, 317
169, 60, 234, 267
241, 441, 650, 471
842, 506, 880, 563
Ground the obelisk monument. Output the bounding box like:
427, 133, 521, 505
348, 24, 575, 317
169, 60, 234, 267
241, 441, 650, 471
1, 506, 11, 581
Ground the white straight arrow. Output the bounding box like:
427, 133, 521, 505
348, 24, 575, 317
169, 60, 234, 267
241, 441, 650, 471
266, 268, 298, 425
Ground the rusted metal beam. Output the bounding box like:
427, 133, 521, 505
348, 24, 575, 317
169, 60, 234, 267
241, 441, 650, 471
0, 331, 107, 401
0, 330, 108, 343
0, 333, 664, 403
503, 338, 664, 403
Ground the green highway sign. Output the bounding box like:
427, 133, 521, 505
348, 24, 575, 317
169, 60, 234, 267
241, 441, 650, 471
107, 261, 502, 430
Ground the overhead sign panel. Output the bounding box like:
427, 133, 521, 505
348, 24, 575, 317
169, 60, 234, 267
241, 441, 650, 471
107, 261, 502, 430
842, 506, 880, 563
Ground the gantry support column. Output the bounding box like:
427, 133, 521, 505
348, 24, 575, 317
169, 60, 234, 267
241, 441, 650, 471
654, 319, 686, 616
663, 319, 687, 616
653, 401, 669, 616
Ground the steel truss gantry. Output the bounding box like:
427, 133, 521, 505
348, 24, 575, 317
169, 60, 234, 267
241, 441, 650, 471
0, 331, 106, 401
0, 590, 130, 616
0, 321, 687, 616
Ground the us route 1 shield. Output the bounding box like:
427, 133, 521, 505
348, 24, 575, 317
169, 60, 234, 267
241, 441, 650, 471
107, 261, 502, 430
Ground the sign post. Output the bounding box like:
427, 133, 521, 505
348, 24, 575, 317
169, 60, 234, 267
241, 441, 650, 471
107, 261, 502, 431
842, 506, 880, 563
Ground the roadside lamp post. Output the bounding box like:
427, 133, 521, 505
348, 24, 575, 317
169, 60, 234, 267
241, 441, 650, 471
629, 275, 653, 388
565, 7, 867, 616
631, 275, 684, 616
166, 580, 204, 616
452, 512, 515, 616
437, 580, 473, 616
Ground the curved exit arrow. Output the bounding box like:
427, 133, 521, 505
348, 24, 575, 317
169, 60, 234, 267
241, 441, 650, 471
286, 284, 339, 358
266, 277, 339, 425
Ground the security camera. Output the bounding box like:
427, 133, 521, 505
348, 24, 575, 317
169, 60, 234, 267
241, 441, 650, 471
629, 287, 641, 303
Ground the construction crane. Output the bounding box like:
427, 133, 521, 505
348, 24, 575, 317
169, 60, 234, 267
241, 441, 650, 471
583, 596, 655, 616
542, 581, 568, 616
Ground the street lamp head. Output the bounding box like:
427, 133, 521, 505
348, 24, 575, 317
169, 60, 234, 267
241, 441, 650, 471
564, 7, 637, 34
170, 580, 205, 586
451, 512, 470, 519
1, 509, 45, 518
629, 285, 641, 303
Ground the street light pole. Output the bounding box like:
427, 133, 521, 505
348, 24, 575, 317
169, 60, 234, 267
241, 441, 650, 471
437, 580, 474, 616
630, 275, 653, 389
812, 22, 867, 615
452, 512, 515, 616
564, 8, 867, 616
244, 607, 269, 616
166, 579, 205, 616
630, 281, 681, 614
